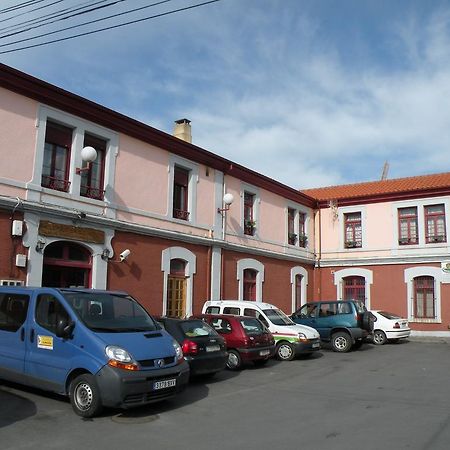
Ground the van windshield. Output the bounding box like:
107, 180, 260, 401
63, 292, 158, 333
262, 308, 294, 326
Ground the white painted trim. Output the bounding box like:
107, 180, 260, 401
404, 266, 448, 323
333, 268, 373, 309
167, 154, 199, 225
290, 266, 308, 312
240, 183, 260, 237
338, 206, 367, 250
236, 258, 265, 301
161, 246, 197, 317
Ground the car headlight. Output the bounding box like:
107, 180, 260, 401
173, 339, 184, 362
298, 332, 308, 342
106, 345, 139, 371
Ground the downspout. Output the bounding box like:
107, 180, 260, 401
316, 202, 322, 300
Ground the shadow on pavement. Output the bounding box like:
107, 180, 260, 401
0, 386, 37, 428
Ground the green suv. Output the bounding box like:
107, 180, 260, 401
290, 300, 374, 352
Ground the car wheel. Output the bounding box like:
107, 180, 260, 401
226, 350, 242, 370
276, 342, 295, 361
70, 373, 103, 418
253, 359, 269, 367
373, 330, 387, 345
331, 332, 352, 352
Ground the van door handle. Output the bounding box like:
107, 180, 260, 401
30, 328, 35, 343
20, 328, 25, 341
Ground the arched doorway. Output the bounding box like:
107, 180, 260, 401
166, 259, 187, 318
42, 241, 92, 288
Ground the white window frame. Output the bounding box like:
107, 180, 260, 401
28, 106, 118, 216
339, 206, 366, 250
241, 184, 260, 237
286, 202, 309, 248
161, 247, 197, 317
236, 258, 264, 301
333, 268, 373, 309
290, 266, 308, 312
167, 155, 198, 225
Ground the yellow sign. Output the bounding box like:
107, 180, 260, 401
37, 335, 54, 350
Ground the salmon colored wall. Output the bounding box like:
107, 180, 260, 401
107, 231, 209, 315
318, 263, 450, 332
0, 211, 27, 283
222, 250, 314, 313
0, 88, 37, 183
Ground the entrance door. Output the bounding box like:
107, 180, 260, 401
42, 241, 91, 288
167, 277, 186, 318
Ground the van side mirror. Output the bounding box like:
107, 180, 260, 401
55, 319, 75, 339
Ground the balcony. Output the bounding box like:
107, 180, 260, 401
398, 237, 418, 245
426, 235, 447, 244
344, 240, 361, 249
173, 208, 190, 221
80, 185, 105, 201
41, 175, 70, 193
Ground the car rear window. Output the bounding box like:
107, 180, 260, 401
378, 311, 401, 320
223, 307, 240, 315
180, 320, 218, 337
205, 306, 220, 314
240, 317, 265, 335
354, 301, 367, 313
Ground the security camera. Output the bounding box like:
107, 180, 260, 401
119, 249, 131, 262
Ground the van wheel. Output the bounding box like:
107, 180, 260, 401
226, 350, 242, 370
331, 332, 352, 352
276, 342, 295, 361
70, 374, 103, 418
373, 330, 387, 345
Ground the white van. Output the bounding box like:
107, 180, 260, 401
202, 300, 320, 361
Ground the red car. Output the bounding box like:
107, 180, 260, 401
195, 314, 276, 370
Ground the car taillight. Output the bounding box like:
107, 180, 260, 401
393, 322, 400, 329
182, 339, 198, 356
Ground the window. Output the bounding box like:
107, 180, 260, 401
80, 134, 106, 200
173, 166, 190, 220
41, 121, 72, 192
344, 212, 362, 248
244, 192, 256, 236
0, 294, 29, 332
398, 207, 418, 245
35, 295, 70, 335
298, 212, 307, 247
287, 208, 296, 245
413, 276, 435, 319
243, 269, 257, 300
294, 274, 302, 310
223, 307, 240, 315
343, 276, 365, 303
425, 205, 446, 243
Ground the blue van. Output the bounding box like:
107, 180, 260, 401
0, 287, 189, 417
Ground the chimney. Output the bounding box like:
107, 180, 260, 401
173, 118, 192, 143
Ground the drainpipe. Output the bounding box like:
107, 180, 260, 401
316, 202, 322, 301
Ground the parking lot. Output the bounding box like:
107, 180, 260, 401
1, 338, 450, 450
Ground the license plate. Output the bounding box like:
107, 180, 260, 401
206, 345, 220, 352
259, 349, 270, 356
153, 379, 176, 390
312, 342, 320, 348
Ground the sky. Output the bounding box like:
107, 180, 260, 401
2, 0, 450, 189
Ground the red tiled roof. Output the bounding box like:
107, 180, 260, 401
301, 172, 450, 204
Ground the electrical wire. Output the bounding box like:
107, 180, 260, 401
0, 0, 174, 46
0, 0, 47, 16
0, 1, 124, 37
0, 0, 223, 54
0, 0, 66, 25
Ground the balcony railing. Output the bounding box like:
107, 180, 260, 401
426, 234, 447, 244
398, 237, 418, 245
173, 208, 190, 221
344, 240, 362, 249
41, 175, 70, 193
80, 185, 105, 201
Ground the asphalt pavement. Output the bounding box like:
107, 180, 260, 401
1, 339, 450, 450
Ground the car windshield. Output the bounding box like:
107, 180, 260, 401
180, 320, 218, 337
240, 317, 266, 335
262, 308, 294, 326
63, 292, 158, 333
378, 311, 401, 320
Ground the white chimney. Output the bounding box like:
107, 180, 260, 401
173, 118, 192, 143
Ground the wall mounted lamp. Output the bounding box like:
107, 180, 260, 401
76, 146, 97, 175
217, 193, 234, 215
101, 249, 111, 261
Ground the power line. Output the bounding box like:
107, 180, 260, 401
0, 0, 173, 44
0, 0, 66, 24
0, 0, 223, 55
0, 0, 47, 16
0, 1, 124, 37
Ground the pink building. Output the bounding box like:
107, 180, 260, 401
1, 63, 449, 337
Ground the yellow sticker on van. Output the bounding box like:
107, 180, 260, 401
37, 335, 53, 350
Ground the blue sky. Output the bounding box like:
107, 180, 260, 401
2, 0, 450, 189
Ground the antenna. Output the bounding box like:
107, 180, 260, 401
381, 161, 389, 180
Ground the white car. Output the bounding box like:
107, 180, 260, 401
370, 310, 411, 345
